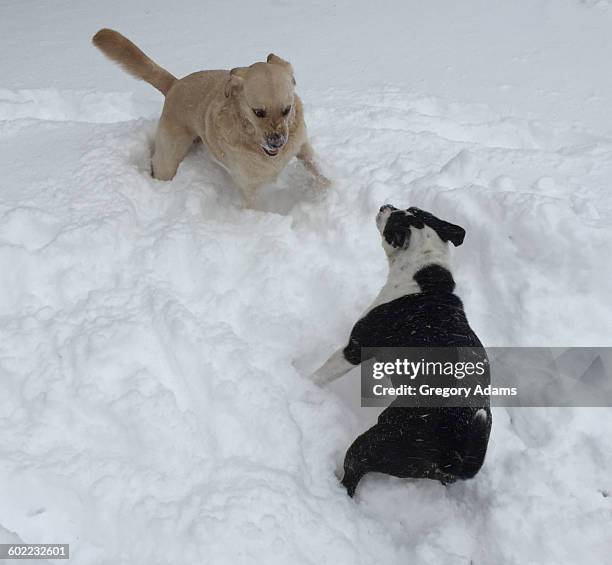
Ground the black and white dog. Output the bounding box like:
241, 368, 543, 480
312, 205, 492, 497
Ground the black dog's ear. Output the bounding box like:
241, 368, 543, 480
382, 212, 424, 249
407, 207, 466, 247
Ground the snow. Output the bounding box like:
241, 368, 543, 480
1, 1, 612, 564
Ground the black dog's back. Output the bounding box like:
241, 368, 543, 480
344, 266, 481, 359
340, 265, 492, 496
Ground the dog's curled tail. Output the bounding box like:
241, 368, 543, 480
92, 29, 177, 96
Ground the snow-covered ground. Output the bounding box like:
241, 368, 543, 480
1, 1, 611, 564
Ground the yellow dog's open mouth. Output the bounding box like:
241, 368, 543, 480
262, 145, 280, 157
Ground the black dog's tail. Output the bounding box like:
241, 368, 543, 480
457, 408, 492, 479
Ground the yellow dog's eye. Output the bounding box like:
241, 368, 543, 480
282, 106, 291, 116
253, 109, 266, 118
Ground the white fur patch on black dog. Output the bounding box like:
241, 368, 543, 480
311, 205, 492, 497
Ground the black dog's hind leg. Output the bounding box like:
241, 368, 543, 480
341, 421, 443, 496
341, 425, 387, 497
341, 468, 364, 498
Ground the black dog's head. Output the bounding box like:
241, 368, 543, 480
376, 205, 465, 256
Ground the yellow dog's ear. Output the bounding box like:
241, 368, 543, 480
224, 67, 248, 98
266, 53, 296, 85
